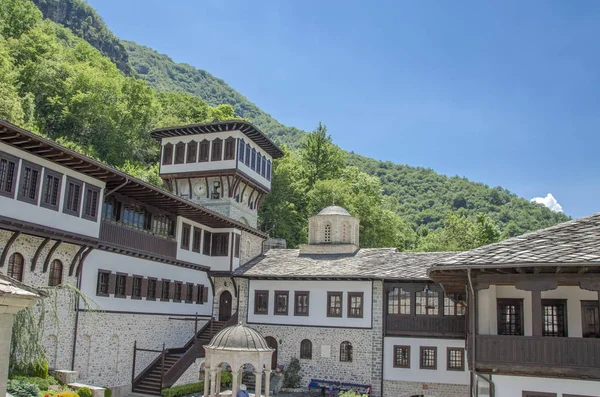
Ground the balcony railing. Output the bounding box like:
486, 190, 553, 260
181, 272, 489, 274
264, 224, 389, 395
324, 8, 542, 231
386, 315, 465, 337
100, 220, 177, 258
475, 335, 600, 379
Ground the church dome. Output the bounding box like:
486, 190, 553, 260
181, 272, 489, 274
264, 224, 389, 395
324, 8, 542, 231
318, 206, 351, 216
205, 323, 272, 352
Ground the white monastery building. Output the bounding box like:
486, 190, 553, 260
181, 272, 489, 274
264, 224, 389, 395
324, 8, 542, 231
0, 119, 599, 397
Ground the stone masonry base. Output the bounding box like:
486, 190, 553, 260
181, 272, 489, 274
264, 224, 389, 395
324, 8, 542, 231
383, 379, 469, 397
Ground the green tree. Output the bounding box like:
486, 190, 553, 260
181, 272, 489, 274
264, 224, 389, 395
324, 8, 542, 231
300, 122, 345, 189
0, 0, 42, 39
0, 37, 25, 124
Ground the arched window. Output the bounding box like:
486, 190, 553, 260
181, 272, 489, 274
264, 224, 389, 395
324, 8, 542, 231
199, 140, 210, 162
340, 341, 353, 362
224, 137, 236, 160
7, 252, 24, 281
324, 224, 331, 243
48, 259, 63, 286
162, 143, 173, 165
300, 339, 312, 359
174, 141, 186, 164
211, 138, 223, 161
186, 140, 197, 163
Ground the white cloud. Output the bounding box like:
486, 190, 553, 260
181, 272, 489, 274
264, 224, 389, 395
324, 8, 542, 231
531, 193, 563, 213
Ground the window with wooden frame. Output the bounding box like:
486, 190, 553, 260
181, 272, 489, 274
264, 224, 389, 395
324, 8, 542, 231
96, 270, 110, 296
63, 177, 83, 217
18, 161, 41, 204
151, 213, 175, 238
257, 154, 263, 175
327, 292, 343, 317
174, 142, 186, 164
186, 141, 197, 163
294, 291, 309, 316
174, 282, 182, 302
211, 138, 222, 161
162, 143, 173, 165
199, 140, 210, 162
132, 276, 143, 299
416, 288, 439, 315
266, 160, 272, 181
211, 233, 229, 256
444, 293, 466, 316
245, 143, 251, 166
196, 284, 206, 304
181, 223, 191, 250
48, 259, 63, 287
115, 273, 127, 298
497, 298, 524, 336
300, 339, 312, 359
224, 137, 236, 160
254, 290, 269, 314
203, 230, 212, 255
388, 287, 411, 315
82, 184, 100, 221
40, 169, 62, 210
393, 345, 410, 368
192, 227, 202, 253
251, 148, 257, 170
542, 299, 568, 337
238, 139, 245, 163
261, 156, 266, 178
340, 341, 353, 362
522, 392, 557, 397
7, 252, 24, 282
234, 234, 240, 258
147, 278, 157, 300
348, 292, 364, 318
274, 291, 289, 315
0, 151, 18, 198
186, 283, 194, 303
447, 347, 464, 371
419, 346, 437, 369
161, 279, 170, 301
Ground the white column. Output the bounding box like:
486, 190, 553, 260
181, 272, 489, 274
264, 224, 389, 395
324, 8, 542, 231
0, 314, 15, 397
216, 370, 222, 396
203, 366, 210, 397
238, 367, 243, 389
254, 370, 262, 397
210, 369, 218, 397
263, 369, 271, 397
231, 370, 239, 397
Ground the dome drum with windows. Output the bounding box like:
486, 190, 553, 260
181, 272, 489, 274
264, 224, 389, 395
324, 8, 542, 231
300, 206, 360, 255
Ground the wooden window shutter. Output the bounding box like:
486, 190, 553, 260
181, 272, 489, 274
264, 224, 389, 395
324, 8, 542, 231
193, 285, 199, 303
108, 273, 116, 295
169, 282, 175, 299
141, 278, 148, 298
202, 286, 209, 302
156, 280, 162, 296
125, 276, 133, 296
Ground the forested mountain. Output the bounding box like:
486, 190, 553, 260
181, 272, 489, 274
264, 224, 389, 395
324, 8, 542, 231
2, 0, 571, 251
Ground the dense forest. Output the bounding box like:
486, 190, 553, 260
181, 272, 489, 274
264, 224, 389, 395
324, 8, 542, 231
0, 0, 571, 251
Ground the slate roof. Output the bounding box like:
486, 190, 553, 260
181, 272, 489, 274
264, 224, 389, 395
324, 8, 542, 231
431, 212, 600, 270
0, 273, 45, 298
234, 248, 454, 280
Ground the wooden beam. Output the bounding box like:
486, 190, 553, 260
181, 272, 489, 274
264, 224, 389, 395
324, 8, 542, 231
42, 240, 62, 273
69, 245, 87, 276
30, 237, 51, 271
0, 231, 21, 267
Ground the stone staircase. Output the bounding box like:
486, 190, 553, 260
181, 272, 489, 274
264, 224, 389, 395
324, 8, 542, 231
132, 319, 230, 395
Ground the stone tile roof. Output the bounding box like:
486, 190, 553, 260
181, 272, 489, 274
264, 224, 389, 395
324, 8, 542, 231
317, 206, 352, 216
0, 273, 44, 298
432, 213, 600, 269
234, 248, 454, 280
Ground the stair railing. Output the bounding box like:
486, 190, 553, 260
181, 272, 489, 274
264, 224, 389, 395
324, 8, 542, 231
132, 342, 167, 388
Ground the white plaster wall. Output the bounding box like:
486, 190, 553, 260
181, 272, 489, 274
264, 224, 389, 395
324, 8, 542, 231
492, 374, 600, 397
247, 280, 372, 328
175, 216, 239, 271
383, 337, 469, 385
82, 250, 213, 316
0, 142, 104, 238
477, 285, 598, 337
0, 313, 15, 397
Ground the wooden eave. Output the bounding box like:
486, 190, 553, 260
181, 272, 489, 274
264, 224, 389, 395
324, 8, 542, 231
161, 168, 271, 194
0, 215, 98, 247
0, 120, 266, 238
150, 120, 284, 159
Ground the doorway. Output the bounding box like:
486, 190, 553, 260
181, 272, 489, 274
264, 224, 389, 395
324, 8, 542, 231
265, 336, 278, 369
581, 301, 599, 338
219, 291, 232, 321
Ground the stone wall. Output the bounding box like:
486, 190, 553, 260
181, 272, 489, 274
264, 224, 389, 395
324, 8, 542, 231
370, 281, 383, 397
212, 276, 238, 320
240, 232, 263, 265
383, 379, 469, 397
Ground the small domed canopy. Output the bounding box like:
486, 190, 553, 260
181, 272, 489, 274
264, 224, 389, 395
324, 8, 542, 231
205, 323, 272, 351
203, 322, 275, 397
318, 205, 351, 216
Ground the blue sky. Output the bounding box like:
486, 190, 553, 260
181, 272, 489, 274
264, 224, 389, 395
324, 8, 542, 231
88, 0, 600, 219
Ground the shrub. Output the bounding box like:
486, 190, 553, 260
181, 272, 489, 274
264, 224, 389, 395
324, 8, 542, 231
32, 362, 49, 379
57, 391, 78, 397
283, 357, 301, 388
7, 380, 41, 397
11, 376, 59, 391
40, 390, 59, 397
103, 387, 112, 397
220, 371, 232, 388
161, 382, 204, 397
76, 387, 93, 397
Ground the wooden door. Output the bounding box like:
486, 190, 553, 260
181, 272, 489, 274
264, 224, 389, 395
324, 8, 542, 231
265, 336, 278, 369
218, 291, 232, 321
581, 301, 599, 338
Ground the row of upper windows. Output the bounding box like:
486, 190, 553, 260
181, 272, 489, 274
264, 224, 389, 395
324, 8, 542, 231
387, 287, 466, 316
393, 345, 465, 371
180, 224, 240, 258
254, 290, 365, 319
161, 138, 272, 181
3, 252, 63, 286
96, 270, 209, 303
103, 195, 176, 238
0, 150, 100, 221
